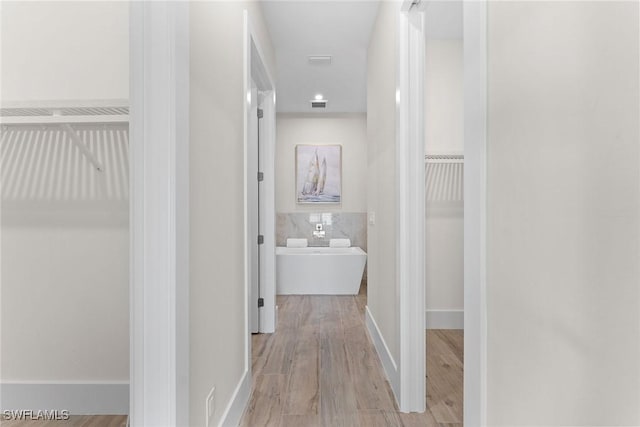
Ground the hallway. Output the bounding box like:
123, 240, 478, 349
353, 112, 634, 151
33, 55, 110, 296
239, 287, 463, 427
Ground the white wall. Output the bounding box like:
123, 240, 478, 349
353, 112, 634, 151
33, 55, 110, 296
487, 2, 640, 425
425, 213, 463, 311
367, 0, 399, 366
425, 40, 463, 154
276, 113, 368, 213
0, 1, 129, 102
425, 39, 464, 323
189, 2, 275, 426
1, 215, 129, 382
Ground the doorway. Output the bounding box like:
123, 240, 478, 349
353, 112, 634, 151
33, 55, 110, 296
0, 2, 130, 423
423, 0, 465, 423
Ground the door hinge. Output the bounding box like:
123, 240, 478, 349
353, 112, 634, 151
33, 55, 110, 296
257, 171, 264, 182
257, 235, 264, 245
257, 108, 264, 119
258, 298, 264, 307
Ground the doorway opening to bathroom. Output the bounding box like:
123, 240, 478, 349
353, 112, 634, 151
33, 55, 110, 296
241, 2, 382, 425
240, 0, 464, 424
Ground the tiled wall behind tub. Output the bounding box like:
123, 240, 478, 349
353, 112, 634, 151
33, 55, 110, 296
276, 212, 368, 252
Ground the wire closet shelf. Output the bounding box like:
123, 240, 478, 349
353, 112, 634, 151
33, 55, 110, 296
0, 100, 130, 203
425, 152, 464, 203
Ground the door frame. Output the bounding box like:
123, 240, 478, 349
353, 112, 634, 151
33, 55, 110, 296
243, 10, 277, 340
397, 0, 426, 413
397, 0, 488, 423
129, 2, 190, 426
463, 1, 488, 425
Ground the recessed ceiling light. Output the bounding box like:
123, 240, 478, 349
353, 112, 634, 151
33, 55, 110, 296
315, 94, 324, 101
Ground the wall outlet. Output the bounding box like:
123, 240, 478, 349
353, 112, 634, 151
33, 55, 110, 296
206, 386, 215, 427
369, 212, 376, 226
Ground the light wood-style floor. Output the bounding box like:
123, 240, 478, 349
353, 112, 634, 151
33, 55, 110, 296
0, 415, 127, 427
240, 285, 463, 427
1, 290, 462, 427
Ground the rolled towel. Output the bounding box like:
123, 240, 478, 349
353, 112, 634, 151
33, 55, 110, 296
286, 238, 308, 248
329, 238, 351, 248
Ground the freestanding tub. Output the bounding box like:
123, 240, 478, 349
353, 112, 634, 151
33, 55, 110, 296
276, 246, 367, 295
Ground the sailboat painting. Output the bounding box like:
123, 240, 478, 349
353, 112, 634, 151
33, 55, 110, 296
296, 145, 342, 204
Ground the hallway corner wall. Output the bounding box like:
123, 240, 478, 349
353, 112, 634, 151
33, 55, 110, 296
189, 2, 275, 426
486, 2, 640, 425
366, 0, 400, 382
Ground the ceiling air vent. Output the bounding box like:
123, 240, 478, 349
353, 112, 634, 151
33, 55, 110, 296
311, 100, 328, 109
308, 55, 332, 66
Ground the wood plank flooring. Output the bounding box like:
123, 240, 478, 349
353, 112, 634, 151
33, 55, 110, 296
1, 290, 462, 427
240, 285, 463, 427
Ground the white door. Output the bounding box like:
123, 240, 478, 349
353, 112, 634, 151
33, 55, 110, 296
245, 18, 277, 336
249, 85, 260, 333
257, 96, 267, 332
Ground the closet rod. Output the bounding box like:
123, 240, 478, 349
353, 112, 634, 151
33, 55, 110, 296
425, 153, 464, 164
0, 101, 129, 125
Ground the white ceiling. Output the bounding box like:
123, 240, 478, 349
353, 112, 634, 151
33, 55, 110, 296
261, 0, 461, 113
262, 1, 380, 113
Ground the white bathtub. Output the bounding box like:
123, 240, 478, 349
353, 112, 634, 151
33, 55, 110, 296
276, 246, 367, 295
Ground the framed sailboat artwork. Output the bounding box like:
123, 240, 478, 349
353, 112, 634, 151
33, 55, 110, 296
295, 144, 342, 204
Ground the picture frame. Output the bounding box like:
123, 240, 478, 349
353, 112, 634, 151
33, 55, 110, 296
295, 144, 342, 204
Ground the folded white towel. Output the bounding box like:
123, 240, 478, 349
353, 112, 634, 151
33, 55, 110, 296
329, 238, 351, 248
286, 238, 308, 248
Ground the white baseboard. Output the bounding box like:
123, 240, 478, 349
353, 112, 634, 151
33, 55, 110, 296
426, 309, 464, 329
217, 370, 250, 427
365, 307, 399, 403
0, 382, 129, 415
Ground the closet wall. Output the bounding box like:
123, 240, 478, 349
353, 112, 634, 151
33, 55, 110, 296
0, 2, 129, 101
0, 2, 129, 414
425, 38, 464, 329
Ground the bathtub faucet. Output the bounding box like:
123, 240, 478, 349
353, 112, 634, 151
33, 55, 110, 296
313, 223, 325, 239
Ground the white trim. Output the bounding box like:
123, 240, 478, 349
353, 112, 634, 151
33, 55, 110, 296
129, 3, 190, 427
396, 5, 426, 413
243, 7, 251, 386
425, 310, 464, 330
0, 383, 129, 415
463, 1, 488, 426
259, 90, 277, 334
365, 307, 399, 401
248, 84, 259, 334
216, 370, 251, 427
